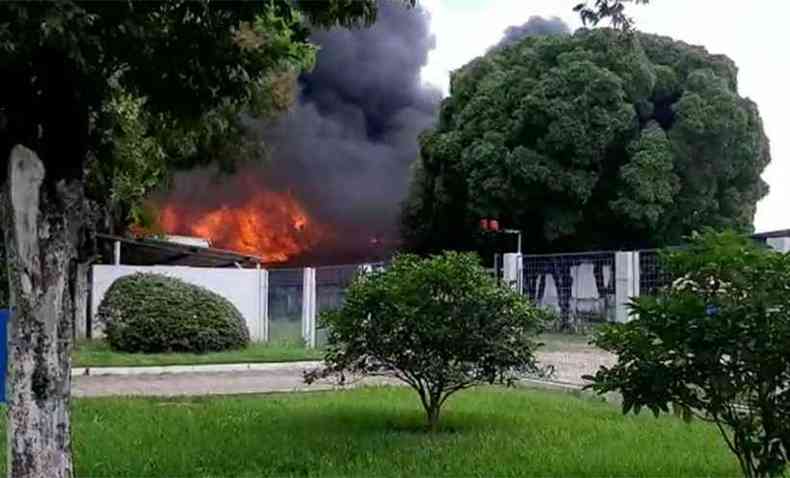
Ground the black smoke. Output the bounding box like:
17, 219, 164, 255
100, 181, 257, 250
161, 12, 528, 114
490, 16, 570, 51
262, 0, 440, 250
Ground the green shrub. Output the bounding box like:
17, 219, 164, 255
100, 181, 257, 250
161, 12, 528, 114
586, 231, 790, 478
98, 273, 249, 353
306, 251, 546, 430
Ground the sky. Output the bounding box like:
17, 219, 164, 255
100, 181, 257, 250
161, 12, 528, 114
418, 0, 789, 233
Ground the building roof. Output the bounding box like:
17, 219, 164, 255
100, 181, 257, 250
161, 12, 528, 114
752, 229, 790, 240
96, 233, 262, 268
164, 235, 212, 248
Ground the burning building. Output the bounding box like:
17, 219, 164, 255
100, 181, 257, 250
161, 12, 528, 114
154, 7, 575, 266
158, 175, 325, 264
154, 1, 440, 266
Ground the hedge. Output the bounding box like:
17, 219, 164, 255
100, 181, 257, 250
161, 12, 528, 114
97, 273, 250, 353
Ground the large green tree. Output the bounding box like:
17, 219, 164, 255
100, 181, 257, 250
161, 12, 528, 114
402, 28, 771, 255
0, 1, 411, 476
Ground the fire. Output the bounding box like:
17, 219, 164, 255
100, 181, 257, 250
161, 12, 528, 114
158, 189, 327, 263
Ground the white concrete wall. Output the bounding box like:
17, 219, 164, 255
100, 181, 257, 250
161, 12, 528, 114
91, 265, 267, 341
768, 237, 790, 253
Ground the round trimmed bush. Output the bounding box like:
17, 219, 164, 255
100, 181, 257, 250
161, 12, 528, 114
98, 273, 250, 353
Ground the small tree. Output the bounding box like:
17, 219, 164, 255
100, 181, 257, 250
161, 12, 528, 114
585, 231, 790, 478
305, 251, 545, 431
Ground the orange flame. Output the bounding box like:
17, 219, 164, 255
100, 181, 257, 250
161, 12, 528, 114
159, 189, 326, 263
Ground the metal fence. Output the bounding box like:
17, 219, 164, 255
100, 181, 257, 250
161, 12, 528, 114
523, 251, 617, 332
638, 249, 675, 297
268, 268, 304, 345
315, 264, 361, 347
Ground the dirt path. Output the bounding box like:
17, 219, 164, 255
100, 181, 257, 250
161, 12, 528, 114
72, 350, 615, 398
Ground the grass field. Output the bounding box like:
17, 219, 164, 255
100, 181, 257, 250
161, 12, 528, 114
72, 341, 324, 368
0, 387, 737, 477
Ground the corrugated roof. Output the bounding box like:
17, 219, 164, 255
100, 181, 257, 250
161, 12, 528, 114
96, 233, 262, 268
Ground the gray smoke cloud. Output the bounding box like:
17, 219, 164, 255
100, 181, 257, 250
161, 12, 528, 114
490, 16, 571, 51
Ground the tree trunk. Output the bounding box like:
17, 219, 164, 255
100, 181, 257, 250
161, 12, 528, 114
72, 262, 90, 341
425, 402, 442, 432
4, 145, 82, 478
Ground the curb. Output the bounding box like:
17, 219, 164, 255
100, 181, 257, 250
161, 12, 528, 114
72, 361, 323, 377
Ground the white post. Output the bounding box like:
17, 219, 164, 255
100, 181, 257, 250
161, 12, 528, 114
503, 253, 523, 292
113, 240, 121, 265
258, 264, 269, 343
302, 267, 316, 348
767, 237, 790, 253
615, 251, 640, 323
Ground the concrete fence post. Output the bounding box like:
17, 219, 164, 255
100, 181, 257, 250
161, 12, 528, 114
503, 253, 523, 293
302, 267, 317, 348
615, 251, 640, 323
767, 236, 790, 253
113, 240, 121, 265
259, 266, 269, 343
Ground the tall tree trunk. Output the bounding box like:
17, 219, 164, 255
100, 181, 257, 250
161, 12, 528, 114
4, 145, 81, 478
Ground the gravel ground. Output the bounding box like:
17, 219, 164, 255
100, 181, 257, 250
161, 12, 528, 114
72, 348, 616, 397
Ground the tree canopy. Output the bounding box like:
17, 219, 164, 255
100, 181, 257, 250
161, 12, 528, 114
402, 28, 771, 254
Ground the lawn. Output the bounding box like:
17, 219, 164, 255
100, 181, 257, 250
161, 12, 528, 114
72, 340, 324, 368
0, 387, 737, 477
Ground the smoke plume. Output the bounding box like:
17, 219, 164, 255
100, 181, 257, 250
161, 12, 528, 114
262, 0, 440, 244
490, 16, 571, 51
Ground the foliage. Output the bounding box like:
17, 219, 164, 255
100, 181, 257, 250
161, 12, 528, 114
305, 251, 545, 430
402, 29, 771, 254
585, 231, 790, 478
97, 273, 250, 354
575, 0, 651, 30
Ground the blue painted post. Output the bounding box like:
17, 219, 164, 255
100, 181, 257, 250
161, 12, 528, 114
0, 309, 7, 403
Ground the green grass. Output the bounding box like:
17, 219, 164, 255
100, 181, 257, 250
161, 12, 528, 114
0, 387, 738, 477
74, 333, 596, 368
72, 340, 324, 368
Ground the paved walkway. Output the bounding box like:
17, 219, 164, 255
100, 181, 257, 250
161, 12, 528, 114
73, 362, 344, 397
72, 350, 615, 398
